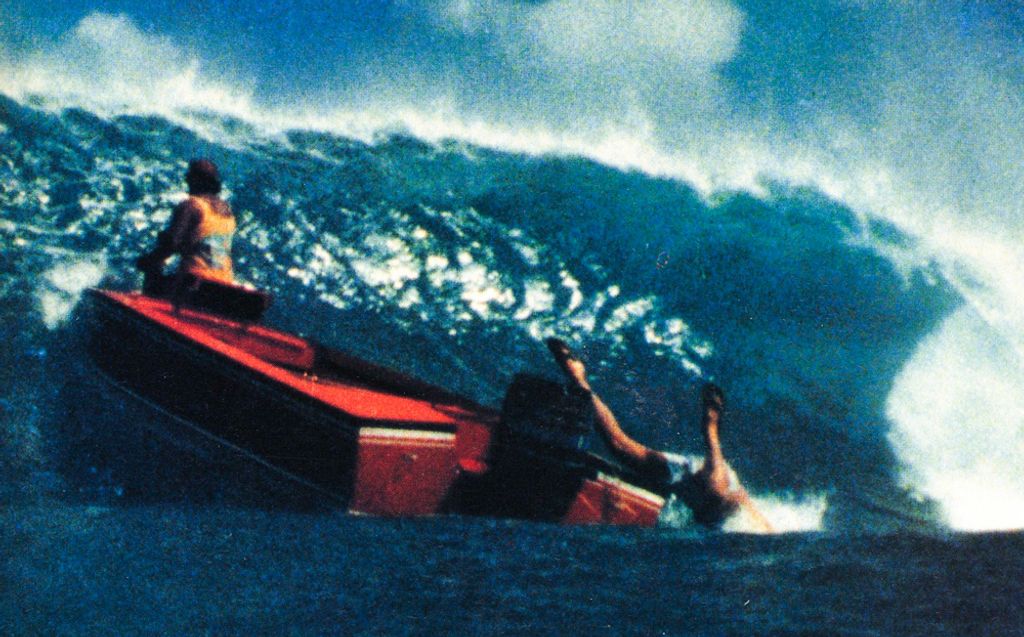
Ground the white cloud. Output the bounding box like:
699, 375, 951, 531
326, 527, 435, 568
2, 12, 254, 119
71, 12, 184, 76
430, 0, 744, 99
524, 0, 743, 71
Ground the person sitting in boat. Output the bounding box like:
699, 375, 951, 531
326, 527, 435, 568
135, 159, 236, 292
546, 338, 774, 533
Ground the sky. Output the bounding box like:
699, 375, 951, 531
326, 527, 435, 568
5, 1, 1020, 118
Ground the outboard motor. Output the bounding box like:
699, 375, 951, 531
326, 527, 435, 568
451, 373, 596, 520
498, 373, 592, 456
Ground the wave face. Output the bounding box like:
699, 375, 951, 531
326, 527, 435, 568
0, 94, 949, 533
2, 4, 1023, 532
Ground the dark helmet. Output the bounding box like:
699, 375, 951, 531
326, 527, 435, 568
185, 158, 222, 195
701, 383, 725, 412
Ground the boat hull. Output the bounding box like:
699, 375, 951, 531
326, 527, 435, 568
82, 288, 666, 526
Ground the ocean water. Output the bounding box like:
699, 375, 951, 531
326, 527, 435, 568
5, 504, 1024, 637
3, 3, 1024, 635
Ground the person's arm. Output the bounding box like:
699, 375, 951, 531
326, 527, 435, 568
734, 490, 774, 533
136, 202, 197, 272
719, 476, 774, 534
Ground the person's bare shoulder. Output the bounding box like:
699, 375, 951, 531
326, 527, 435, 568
173, 196, 204, 218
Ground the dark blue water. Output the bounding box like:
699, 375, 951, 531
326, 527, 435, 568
1, 56, 1022, 632
5, 502, 1022, 636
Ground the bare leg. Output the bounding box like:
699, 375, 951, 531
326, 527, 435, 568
546, 338, 666, 471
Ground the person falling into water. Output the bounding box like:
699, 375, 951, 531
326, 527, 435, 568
135, 159, 236, 291
546, 338, 774, 533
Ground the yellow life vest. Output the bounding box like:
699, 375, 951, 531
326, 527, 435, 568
182, 196, 235, 283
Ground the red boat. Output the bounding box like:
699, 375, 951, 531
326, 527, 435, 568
82, 281, 668, 526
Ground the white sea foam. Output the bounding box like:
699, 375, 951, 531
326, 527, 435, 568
742, 493, 829, 534
514, 279, 555, 320
348, 234, 421, 293
513, 241, 540, 267
457, 262, 515, 318
886, 307, 1024, 531
559, 271, 584, 315
643, 318, 707, 376
36, 257, 106, 329
603, 297, 654, 334
424, 254, 450, 273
